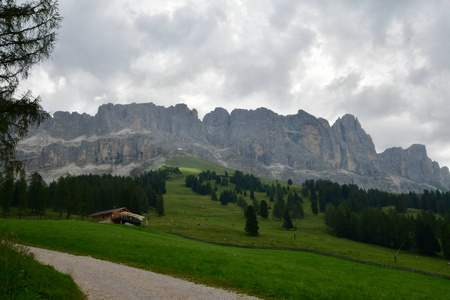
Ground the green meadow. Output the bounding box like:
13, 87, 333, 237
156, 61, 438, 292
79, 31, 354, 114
155, 154, 450, 278
0, 219, 448, 300
1, 153, 450, 299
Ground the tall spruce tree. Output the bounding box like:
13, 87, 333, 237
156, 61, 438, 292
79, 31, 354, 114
272, 199, 284, 219
27, 172, 46, 216
156, 193, 164, 216
1, 174, 14, 217
14, 175, 27, 217
1, 0, 62, 173
282, 210, 294, 230
260, 200, 269, 219
245, 205, 259, 236
311, 198, 319, 215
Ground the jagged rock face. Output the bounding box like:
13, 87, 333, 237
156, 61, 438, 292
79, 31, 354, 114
378, 144, 450, 189
284, 110, 340, 170
17, 102, 450, 192
203, 107, 230, 146
331, 114, 379, 175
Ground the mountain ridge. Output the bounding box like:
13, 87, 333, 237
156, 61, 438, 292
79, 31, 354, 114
17, 102, 450, 192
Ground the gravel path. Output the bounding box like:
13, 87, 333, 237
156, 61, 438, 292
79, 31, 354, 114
28, 246, 261, 300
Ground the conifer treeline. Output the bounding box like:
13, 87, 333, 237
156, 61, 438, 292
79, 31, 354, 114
185, 170, 305, 221
303, 179, 450, 258
0, 169, 171, 218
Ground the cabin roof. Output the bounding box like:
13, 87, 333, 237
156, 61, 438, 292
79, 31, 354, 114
88, 207, 129, 217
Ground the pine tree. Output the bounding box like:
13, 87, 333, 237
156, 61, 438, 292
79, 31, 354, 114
156, 193, 165, 216
28, 172, 46, 216
1, 174, 14, 217
211, 190, 218, 201
1, 0, 61, 173
14, 176, 27, 218
291, 201, 304, 219
311, 198, 319, 215
415, 217, 440, 255
245, 205, 259, 236
260, 200, 269, 219
283, 210, 294, 230
272, 199, 284, 219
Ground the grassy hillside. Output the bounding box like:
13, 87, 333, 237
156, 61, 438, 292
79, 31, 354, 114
156, 153, 450, 278
1, 152, 449, 299
0, 219, 448, 300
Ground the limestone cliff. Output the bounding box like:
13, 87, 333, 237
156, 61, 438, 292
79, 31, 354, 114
17, 102, 450, 192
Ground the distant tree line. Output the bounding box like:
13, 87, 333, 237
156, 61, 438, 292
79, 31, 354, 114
185, 170, 305, 228
303, 179, 450, 258
303, 179, 450, 216
0, 169, 170, 219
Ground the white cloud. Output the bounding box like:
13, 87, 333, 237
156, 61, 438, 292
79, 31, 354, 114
17, 0, 450, 167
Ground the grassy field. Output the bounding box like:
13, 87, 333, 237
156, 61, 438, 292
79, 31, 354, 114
154, 153, 450, 278
2, 152, 450, 299
0, 219, 448, 300
0, 230, 85, 299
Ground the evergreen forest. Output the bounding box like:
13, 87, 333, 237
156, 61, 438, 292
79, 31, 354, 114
184, 170, 450, 259
0, 168, 174, 219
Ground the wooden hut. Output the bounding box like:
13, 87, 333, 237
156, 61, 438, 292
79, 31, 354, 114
88, 207, 144, 225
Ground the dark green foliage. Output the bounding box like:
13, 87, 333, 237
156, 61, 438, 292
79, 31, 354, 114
185, 175, 197, 188
14, 176, 27, 217
0, 0, 61, 173
442, 224, 450, 259
325, 200, 445, 256
221, 177, 229, 187
290, 200, 304, 219
237, 196, 248, 216
282, 210, 294, 230
245, 205, 259, 236
272, 198, 284, 219
3, 170, 167, 218
219, 190, 237, 205
1, 174, 14, 217
156, 193, 165, 216
415, 214, 440, 255
313, 178, 449, 256
27, 172, 47, 216
260, 200, 269, 219
211, 190, 218, 201
287, 178, 293, 186
230, 170, 263, 192
310, 198, 319, 215
396, 194, 409, 213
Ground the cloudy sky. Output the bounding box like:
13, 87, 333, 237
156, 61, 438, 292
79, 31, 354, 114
20, 0, 450, 167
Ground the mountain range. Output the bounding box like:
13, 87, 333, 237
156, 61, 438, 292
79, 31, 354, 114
17, 102, 450, 193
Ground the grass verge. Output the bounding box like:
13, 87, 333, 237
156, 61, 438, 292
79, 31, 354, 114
0, 229, 85, 300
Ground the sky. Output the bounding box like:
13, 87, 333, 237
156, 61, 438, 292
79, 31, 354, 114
19, 0, 450, 167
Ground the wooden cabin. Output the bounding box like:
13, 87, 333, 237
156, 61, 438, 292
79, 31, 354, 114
88, 207, 144, 226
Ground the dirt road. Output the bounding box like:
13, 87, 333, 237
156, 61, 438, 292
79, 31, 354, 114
28, 246, 261, 300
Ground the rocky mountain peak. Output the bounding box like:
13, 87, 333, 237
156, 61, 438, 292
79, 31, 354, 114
17, 102, 450, 192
